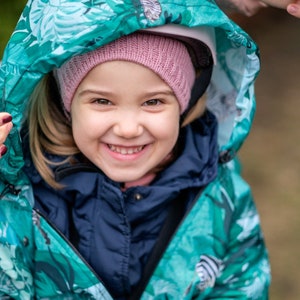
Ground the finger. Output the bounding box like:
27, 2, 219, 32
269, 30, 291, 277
0, 121, 13, 144
0, 113, 12, 126
0, 145, 7, 158
259, 1, 268, 8
243, 0, 268, 16
287, 3, 300, 17
260, 0, 292, 9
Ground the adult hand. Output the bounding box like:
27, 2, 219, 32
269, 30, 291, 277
238, 0, 268, 16
287, 1, 300, 18
217, 0, 267, 16
219, 0, 300, 17
0, 113, 13, 157
260, 0, 300, 17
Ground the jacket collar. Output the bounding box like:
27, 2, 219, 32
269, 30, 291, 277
154, 110, 218, 190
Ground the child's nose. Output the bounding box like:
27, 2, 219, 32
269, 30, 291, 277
113, 114, 143, 138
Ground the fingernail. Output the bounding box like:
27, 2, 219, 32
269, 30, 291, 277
3, 115, 12, 124
288, 5, 298, 14
0, 145, 7, 157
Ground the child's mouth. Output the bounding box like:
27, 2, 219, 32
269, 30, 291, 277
107, 144, 145, 155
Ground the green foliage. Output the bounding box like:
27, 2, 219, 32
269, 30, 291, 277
0, 0, 27, 56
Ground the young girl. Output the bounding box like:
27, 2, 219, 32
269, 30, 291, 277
0, 0, 270, 299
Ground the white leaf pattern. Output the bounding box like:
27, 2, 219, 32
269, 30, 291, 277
195, 255, 223, 291
140, 0, 162, 21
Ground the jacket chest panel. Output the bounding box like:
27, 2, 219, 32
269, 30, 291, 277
69, 181, 172, 297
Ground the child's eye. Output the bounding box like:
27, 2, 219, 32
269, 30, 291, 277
143, 99, 162, 106
93, 98, 112, 105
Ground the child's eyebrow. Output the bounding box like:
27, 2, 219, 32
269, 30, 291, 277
143, 89, 175, 97
77, 89, 112, 97
77, 88, 175, 98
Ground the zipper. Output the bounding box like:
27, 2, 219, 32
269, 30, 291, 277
130, 187, 204, 300
33, 208, 110, 292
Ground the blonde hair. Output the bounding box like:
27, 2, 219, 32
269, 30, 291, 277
26, 73, 80, 189
181, 94, 207, 127
26, 73, 206, 189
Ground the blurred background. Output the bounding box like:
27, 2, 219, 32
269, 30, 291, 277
235, 9, 300, 300
1, 1, 300, 299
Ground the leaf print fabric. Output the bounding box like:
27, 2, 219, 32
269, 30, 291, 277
195, 255, 223, 291
0, 244, 32, 299
140, 0, 162, 20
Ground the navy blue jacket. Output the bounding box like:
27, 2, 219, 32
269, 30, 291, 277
22, 111, 218, 298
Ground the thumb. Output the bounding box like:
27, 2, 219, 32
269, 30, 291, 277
287, 2, 300, 17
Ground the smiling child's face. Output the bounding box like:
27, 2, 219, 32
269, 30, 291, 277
71, 60, 180, 183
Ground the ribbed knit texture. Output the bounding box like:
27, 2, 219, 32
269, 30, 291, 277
55, 33, 195, 113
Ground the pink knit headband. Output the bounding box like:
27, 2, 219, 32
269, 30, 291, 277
55, 32, 196, 114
